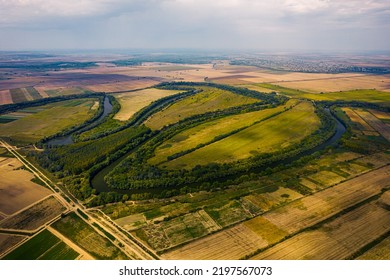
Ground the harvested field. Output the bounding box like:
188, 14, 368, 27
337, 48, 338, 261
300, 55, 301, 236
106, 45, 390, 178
252, 202, 390, 260
0, 90, 12, 105
354, 109, 390, 141
0, 234, 25, 256
368, 109, 390, 120
86, 80, 160, 92
164, 101, 319, 169
263, 165, 390, 234
342, 108, 374, 131
307, 170, 346, 188
272, 74, 390, 93
0, 196, 65, 231
52, 212, 128, 260
355, 152, 390, 168
0, 157, 52, 215
145, 87, 259, 130
162, 224, 268, 260
357, 237, 390, 260
113, 88, 182, 121
2, 229, 79, 260
149, 100, 296, 165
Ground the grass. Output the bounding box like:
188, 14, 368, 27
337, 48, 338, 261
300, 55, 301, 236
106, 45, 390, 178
149, 99, 298, 165
144, 86, 260, 130
0, 98, 98, 144
52, 212, 127, 260
256, 83, 390, 104
2, 229, 78, 260
163, 101, 320, 169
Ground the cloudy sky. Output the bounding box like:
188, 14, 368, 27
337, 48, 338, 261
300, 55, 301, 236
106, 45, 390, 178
0, 0, 389, 51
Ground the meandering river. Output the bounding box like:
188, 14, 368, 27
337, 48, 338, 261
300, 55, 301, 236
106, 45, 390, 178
46, 96, 113, 146
90, 108, 346, 194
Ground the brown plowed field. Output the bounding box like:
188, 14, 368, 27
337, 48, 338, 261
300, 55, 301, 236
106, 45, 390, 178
0, 157, 52, 215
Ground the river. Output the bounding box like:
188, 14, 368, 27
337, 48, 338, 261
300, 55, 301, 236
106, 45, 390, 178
91, 108, 346, 195
46, 96, 113, 146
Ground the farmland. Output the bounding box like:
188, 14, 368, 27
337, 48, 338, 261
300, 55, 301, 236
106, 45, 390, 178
52, 212, 128, 260
1, 52, 390, 261
1, 229, 79, 260
0, 196, 65, 231
162, 101, 319, 169
254, 84, 390, 104
251, 201, 390, 260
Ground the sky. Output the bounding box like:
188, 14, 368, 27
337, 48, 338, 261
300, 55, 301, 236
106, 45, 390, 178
0, 0, 389, 52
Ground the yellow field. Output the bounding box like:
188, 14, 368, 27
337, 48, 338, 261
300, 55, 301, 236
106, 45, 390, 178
252, 202, 390, 260
263, 165, 390, 234
357, 237, 390, 260
368, 109, 390, 120
342, 108, 374, 131
353, 109, 390, 141
113, 88, 183, 121
272, 74, 390, 93
0, 157, 52, 215
162, 224, 268, 260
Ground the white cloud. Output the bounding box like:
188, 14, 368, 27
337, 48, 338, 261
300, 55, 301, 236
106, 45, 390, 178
0, 0, 388, 50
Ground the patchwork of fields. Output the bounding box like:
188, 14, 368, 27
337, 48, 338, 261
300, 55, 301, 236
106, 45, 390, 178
1, 57, 389, 261
161, 100, 319, 169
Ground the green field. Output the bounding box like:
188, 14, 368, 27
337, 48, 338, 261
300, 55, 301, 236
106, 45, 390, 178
144, 87, 260, 130
2, 229, 79, 260
256, 84, 390, 104
149, 99, 298, 165
52, 212, 127, 260
162, 101, 320, 169
0, 98, 98, 144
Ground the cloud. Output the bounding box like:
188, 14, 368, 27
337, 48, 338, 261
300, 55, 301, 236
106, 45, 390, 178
0, 0, 389, 50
